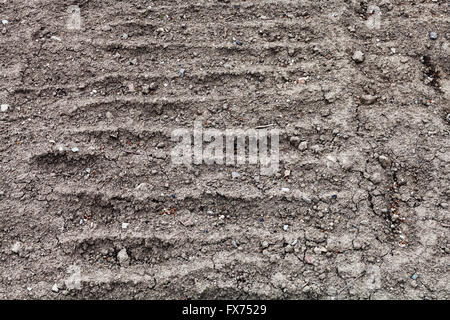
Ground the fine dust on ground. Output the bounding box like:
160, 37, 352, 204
0, 0, 449, 299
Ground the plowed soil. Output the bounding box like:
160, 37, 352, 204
0, 0, 449, 299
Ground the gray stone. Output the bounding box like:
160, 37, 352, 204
101, 25, 112, 32
290, 136, 300, 145
429, 32, 438, 40
360, 94, 377, 105
378, 155, 391, 168
142, 85, 150, 94
370, 172, 382, 184
11, 241, 22, 254
352, 50, 365, 63
313, 246, 327, 254
298, 141, 308, 151
117, 248, 129, 266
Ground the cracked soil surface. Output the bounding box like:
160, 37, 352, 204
0, 0, 449, 299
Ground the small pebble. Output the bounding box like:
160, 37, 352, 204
231, 171, 240, 178
283, 225, 289, 231
101, 25, 112, 32
429, 32, 438, 40
121, 223, 129, 229
378, 155, 391, 168
1, 104, 9, 112
313, 246, 327, 254
117, 248, 129, 266
121, 33, 129, 39
411, 274, 418, 280
290, 136, 300, 145
142, 85, 150, 94
1, 20, 8, 25
352, 50, 365, 63
360, 94, 377, 105
71, 147, 79, 153
235, 40, 243, 46
11, 241, 22, 254
231, 240, 238, 248
284, 245, 294, 253
52, 284, 59, 293
179, 69, 186, 77
298, 141, 308, 151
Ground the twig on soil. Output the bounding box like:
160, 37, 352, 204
255, 124, 275, 129
335, 270, 367, 300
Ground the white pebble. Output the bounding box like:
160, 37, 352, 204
11, 241, 22, 254
71, 147, 79, 153
1, 104, 9, 112
283, 225, 289, 231
51, 283, 59, 293
1, 20, 8, 25
121, 223, 129, 229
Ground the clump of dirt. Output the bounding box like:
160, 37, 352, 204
0, 0, 449, 299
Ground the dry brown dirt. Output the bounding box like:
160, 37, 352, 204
0, 0, 449, 299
